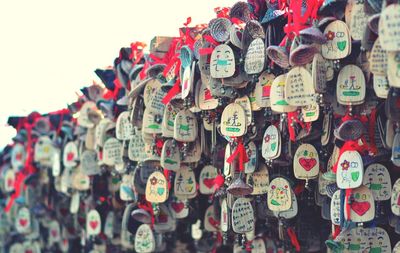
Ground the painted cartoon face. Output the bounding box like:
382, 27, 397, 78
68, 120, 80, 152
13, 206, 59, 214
210, 44, 235, 78
363, 164, 391, 201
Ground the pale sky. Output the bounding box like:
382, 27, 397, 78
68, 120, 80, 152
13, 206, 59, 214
0, 0, 237, 148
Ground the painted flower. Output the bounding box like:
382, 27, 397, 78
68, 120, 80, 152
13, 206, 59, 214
150, 176, 158, 185
264, 134, 271, 142
326, 31, 335, 41
341, 160, 350, 171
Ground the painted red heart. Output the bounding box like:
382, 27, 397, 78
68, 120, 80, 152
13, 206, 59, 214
171, 202, 185, 213
51, 230, 58, 237
19, 219, 27, 227
204, 89, 213, 100
67, 152, 74, 161
25, 250, 33, 253
299, 158, 317, 171
15, 153, 22, 161
89, 221, 98, 230
208, 217, 220, 229
203, 178, 214, 189
351, 201, 371, 216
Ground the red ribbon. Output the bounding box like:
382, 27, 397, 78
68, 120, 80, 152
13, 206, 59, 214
287, 227, 301, 252
161, 79, 181, 105
345, 188, 352, 221
287, 111, 311, 142
138, 201, 155, 227
226, 138, 249, 172
129, 41, 147, 65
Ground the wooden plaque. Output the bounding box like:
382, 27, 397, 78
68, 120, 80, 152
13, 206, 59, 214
255, 72, 274, 108
363, 163, 391, 201
102, 138, 123, 166
86, 209, 101, 236
199, 165, 218, 195
345, 185, 375, 223
293, 144, 319, 180
116, 111, 134, 141
285, 67, 315, 106
268, 177, 292, 212
270, 74, 296, 113
63, 141, 79, 168
174, 110, 198, 142
244, 38, 265, 74
379, 4, 400, 51
134, 224, 156, 253
235, 96, 252, 126
145, 171, 169, 203
336, 64, 366, 105
337, 150, 363, 189
160, 139, 181, 171
232, 198, 254, 233
221, 103, 247, 137
322, 20, 351, 59
210, 44, 235, 78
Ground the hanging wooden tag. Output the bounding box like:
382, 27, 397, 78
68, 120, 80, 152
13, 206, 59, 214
221, 103, 247, 137
197, 79, 218, 110
330, 190, 341, 225
16, 207, 31, 234
370, 39, 388, 75
348, 0, 369, 41
148, 86, 167, 116
392, 132, 400, 166
134, 224, 156, 253
321, 113, 332, 147
224, 143, 235, 176
232, 198, 254, 233
302, 103, 319, 122
169, 196, 188, 219
78, 101, 99, 128
4, 169, 15, 193
362, 227, 391, 253
252, 238, 266, 253
70, 191, 80, 214
63, 142, 79, 168
373, 75, 390, 98
128, 130, 146, 162
9, 243, 23, 253
181, 67, 191, 100
345, 185, 375, 223
34, 136, 54, 164
120, 174, 135, 201
285, 67, 315, 106
270, 74, 296, 113
146, 171, 169, 203
267, 177, 291, 212
143, 79, 162, 107
116, 111, 134, 141
220, 198, 229, 232
337, 64, 366, 105
11, 143, 25, 170
255, 72, 274, 108
72, 170, 90, 191
247, 164, 269, 195
322, 20, 351, 60
262, 125, 281, 160
174, 110, 198, 142
391, 178, 400, 216
87, 209, 101, 236
293, 144, 319, 180
182, 139, 202, 163
162, 103, 180, 138
387, 51, 400, 88
142, 108, 162, 135
363, 163, 391, 201
95, 118, 113, 148
80, 150, 100, 176
379, 4, 400, 51
312, 53, 327, 93
337, 150, 363, 189
104, 212, 114, 239
102, 138, 123, 166
244, 38, 265, 74
48, 220, 61, 246
199, 165, 218, 195
244, 141, 257, 173
204, 205, 219, 232
210, 44, 235, 78
160, 139, 181, 171
235, 96, 252, 126
273, 189, 298, 219
191, 219, 203, 240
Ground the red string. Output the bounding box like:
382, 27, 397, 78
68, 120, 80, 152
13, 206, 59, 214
137, 201, 155, 227
287, 227, 301, 251
226, 138, 249, 172
332, 225, 341, 239
162, 79, 181, 105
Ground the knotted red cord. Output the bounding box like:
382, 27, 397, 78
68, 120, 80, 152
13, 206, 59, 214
226, 138, 249, 172
138, 201, 155, 227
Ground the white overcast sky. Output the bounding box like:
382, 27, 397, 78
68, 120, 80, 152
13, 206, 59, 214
0, 0, 237, 148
